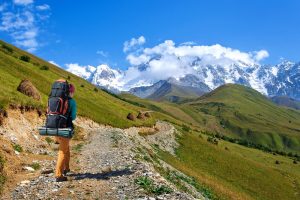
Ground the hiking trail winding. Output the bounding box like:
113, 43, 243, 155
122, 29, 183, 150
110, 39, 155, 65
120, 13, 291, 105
4, 121, 206, 200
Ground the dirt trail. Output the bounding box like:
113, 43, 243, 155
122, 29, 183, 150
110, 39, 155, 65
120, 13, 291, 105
2, 119, 206, 200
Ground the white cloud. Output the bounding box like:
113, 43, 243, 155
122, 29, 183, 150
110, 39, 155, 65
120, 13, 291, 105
0, 1, 51, 52
65, 63, 96, 80
254, 50, 269, 61
36, 4, 50, 11
48, 60, 60, 67
96, 50, 108, 57
65, 38, 271, 92
119, 38, 269, 89
13, 0, 33, 5
127, 40, 269, 67
123, 36, 146, 52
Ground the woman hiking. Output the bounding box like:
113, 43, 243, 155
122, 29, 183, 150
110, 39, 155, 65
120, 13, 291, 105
55, 83, 77, 182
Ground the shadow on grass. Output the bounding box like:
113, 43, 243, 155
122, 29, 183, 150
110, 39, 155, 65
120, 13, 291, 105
69, 168, 134, 180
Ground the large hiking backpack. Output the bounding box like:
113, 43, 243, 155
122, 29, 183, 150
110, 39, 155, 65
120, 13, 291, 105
46, 80, 70, 128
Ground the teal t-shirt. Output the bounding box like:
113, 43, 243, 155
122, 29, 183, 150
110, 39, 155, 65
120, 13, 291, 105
68, 98, 77, 121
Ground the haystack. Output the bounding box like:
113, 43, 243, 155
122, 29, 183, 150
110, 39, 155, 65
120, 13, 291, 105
17, 79, 41, 101
137, 112, 146, 120
144, 112, 151, 118
127, 113, 136, 121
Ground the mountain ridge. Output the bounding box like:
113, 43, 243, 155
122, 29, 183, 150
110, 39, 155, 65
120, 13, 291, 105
67, 58, 300, 101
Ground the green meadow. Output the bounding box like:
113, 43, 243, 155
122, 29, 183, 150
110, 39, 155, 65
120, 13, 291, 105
159, 130, 300, 200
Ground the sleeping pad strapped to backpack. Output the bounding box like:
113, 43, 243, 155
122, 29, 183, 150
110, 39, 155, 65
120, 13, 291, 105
46, 80, 70, 128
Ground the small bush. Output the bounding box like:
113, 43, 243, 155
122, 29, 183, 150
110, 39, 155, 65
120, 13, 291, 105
1, 44, 13, 53
135, 176, 153, 191
73, 143, 84, 152
275, 160, 280, 164
0, 155, 6, 191
40, 65, 49, 70
94, 87, 98, 92
80, 84, 84, 88
30, 162, 41, 170
207, 137, 218, 145
152, 185, 173, 195
182, 124, 191, 132
293, 160, 298, 164
67, 75, 71, 80
19, 55, 30, 62
134, 176, 172, 195
12, 144, 23, 153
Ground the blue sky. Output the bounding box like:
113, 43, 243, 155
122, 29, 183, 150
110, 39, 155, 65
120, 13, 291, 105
0, 0, 299, 70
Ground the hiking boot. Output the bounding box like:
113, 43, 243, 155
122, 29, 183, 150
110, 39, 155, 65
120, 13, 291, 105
56, 176, 68, 182
63, 169, 70, 176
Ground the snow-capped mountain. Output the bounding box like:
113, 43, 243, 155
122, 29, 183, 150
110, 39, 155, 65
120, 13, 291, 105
66, 60, 300, 100
67, 64, 124, 93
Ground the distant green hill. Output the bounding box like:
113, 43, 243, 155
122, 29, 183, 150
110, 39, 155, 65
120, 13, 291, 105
0, 40, 177, 128
183, 84, 300, 153
147, 81, 205, 103
122, 84, 300, 153
271, 96, 300, 110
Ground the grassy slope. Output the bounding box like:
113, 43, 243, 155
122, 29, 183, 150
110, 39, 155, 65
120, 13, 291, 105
159, 130, 300, 200
120, 93, 200, 126
183, 84, 300, 153
147, 82, 202, 102
0, 40, 178, 128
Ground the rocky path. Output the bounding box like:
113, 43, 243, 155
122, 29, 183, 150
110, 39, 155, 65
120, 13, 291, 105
7, 123, 201, 200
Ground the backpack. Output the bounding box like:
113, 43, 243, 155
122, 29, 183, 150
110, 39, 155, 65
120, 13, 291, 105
45, 80, 70, 128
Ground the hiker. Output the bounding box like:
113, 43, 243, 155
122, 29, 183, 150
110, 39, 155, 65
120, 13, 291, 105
55, 83, 77, 182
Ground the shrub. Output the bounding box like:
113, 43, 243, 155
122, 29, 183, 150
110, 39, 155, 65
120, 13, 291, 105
207, 137, 218, 145
12, 144, 23, 153
19, 55, 30, 62
67, 75, 71, 80
152, 185, 173, 195
73, 143, 84, 152
40, 65, 49, 70
30, 162, 41, 170
94, 87, 98, 92
275, 160, 280, 164
134, 176, 172, 195
1, 44, 13, 53
0, 155, 6, 191
80, 84, 84, 88
182, 124, 191, 132
293, 160, 298, 164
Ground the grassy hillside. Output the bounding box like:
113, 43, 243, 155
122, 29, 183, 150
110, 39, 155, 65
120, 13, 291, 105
158, 128, 300, 200
120, 93, 200, 126
182, 84, 300, 153
122, 84, 300, 153
0, 40, 178, 128
147, 82, 204, 103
